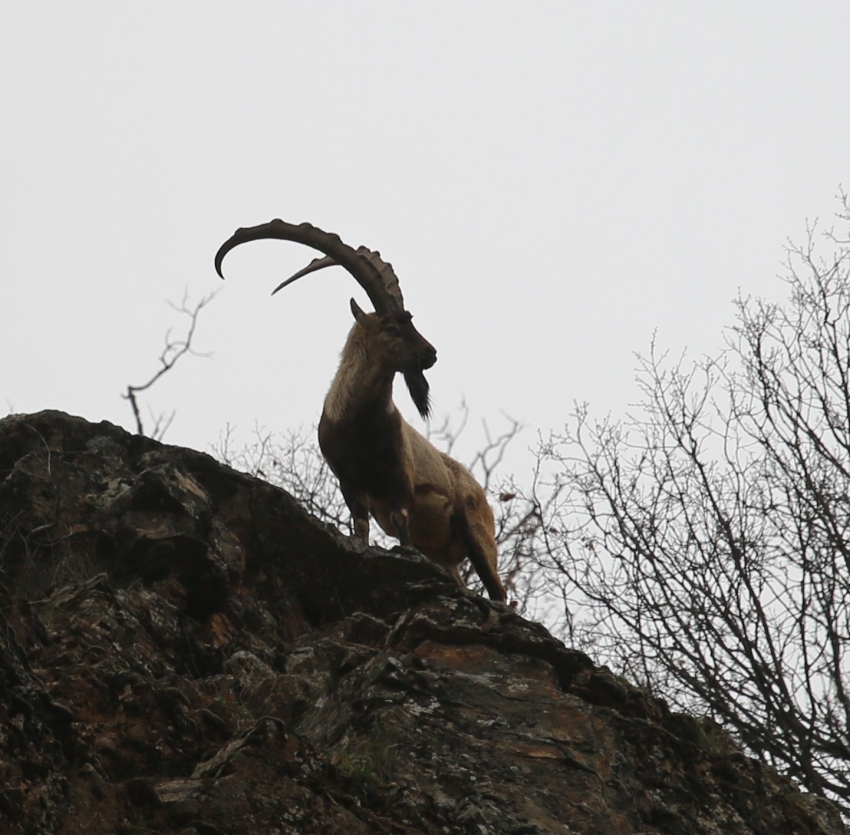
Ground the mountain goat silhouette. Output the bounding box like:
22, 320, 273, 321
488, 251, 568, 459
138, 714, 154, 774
216, 220, 506, 602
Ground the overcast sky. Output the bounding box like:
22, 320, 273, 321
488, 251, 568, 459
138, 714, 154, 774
2, 3, 849, 480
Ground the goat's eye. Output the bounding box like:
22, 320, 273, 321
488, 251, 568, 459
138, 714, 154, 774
384, 324, 401, 336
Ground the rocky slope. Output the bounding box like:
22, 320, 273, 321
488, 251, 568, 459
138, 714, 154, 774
0, 410, 845, 835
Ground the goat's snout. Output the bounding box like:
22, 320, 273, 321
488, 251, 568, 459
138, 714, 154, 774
421, 345, 438, 369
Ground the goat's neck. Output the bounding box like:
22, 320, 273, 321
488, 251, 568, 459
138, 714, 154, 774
323, 345, 397, 422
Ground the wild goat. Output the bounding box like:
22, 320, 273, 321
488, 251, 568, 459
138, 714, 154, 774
215, 220, 507, 602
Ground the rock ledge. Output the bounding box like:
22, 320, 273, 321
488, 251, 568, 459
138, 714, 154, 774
0, 411, 844, 834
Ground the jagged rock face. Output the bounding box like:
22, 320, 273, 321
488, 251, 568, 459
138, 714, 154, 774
0, 411, 845, 835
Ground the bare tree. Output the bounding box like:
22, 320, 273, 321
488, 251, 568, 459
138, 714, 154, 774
124, 290, 216, 439
214, 422, 352, 532
533, 192, 850, 813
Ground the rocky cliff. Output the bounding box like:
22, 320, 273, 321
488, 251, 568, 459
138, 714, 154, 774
0, 410, 844, 835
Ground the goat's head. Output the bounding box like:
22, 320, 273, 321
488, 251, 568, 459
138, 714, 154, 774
215, 220, 437, 418
349, 300, 437, 418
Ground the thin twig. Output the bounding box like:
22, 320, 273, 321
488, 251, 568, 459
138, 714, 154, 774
123, 289, 217, 438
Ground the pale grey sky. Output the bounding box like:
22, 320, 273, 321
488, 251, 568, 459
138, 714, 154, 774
2, 3, 849, 478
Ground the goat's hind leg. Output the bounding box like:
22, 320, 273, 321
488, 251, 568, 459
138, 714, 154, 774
456, 512, 506, 603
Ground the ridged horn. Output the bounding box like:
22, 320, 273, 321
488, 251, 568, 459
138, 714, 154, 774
215, 220, 404, 314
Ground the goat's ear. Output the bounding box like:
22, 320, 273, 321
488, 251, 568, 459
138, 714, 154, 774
350, 298, 369, 323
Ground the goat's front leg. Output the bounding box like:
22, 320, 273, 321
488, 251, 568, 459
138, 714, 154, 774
352, 514, 370, 542
391, 507, 412, 547
340, 484, 370, 543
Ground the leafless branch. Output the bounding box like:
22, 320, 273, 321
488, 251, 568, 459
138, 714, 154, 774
123, 289, 217, 439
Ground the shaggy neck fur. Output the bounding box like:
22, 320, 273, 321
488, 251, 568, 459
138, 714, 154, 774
323, 323, 396, 422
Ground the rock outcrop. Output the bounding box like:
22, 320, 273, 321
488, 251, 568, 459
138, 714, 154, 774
0, 410, 845, 834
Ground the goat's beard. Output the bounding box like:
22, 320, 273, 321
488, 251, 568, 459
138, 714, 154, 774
404, 368, 431, 420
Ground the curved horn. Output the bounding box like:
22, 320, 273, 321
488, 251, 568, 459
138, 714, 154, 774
215, 220, 404, 314
270, 247, 403, 307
